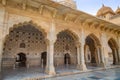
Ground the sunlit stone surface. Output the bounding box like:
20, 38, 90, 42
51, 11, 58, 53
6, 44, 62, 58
0, 0, 120, 80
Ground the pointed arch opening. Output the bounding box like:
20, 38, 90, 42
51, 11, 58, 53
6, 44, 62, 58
108, 38, 119, 65
2, 22, 47, 70
54, 29, 79, 69
84, 34, 102, 69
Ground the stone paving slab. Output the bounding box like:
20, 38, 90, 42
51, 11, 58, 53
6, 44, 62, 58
1, 66, 120, 80
44, 68, 120, 80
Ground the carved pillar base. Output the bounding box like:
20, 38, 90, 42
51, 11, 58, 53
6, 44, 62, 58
0, 63, 1, 72
104, 57, 110, 68
78, 63, 87, 71
45, 65, 56, 75
0, 43, 3, 72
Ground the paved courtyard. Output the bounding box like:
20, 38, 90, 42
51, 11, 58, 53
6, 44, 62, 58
0, 65, 101, 80
1, 66, 120, 80
45, 68, 120, 80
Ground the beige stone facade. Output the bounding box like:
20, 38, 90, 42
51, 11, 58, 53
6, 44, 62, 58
0, 0, 120, 75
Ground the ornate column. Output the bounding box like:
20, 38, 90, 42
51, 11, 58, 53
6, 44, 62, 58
113, 48, 119, 64
13, 55, 16, 69
116, 49, 119, 64
97, 47, 100, 64
26, 55, 30, 68
79, 29, 87, 71
84, 45, 91, 65
116, 49, 120, 65
117, 49, 120, 64
0, 7, 6, 72
96, 46, 104, 66
45, 40, 56, 75
117, 37, 120, 64
45, 19, 56, 75
98, 47, 105, 67
80, 42, 87, 71
76, 43, 81, 69
0, 38, 4, 72
100, 33, 109, 68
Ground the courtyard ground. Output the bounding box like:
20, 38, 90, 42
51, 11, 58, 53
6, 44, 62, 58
1, 66, 120, 80
44, 68, 120, 80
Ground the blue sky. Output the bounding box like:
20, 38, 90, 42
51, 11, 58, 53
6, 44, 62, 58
74, 0, 120, 15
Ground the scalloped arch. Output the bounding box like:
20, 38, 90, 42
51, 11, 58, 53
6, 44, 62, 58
8, 20, 47, 37
108, 38, 119, 49
56, 29, 79, 41
85, 33, 101, 46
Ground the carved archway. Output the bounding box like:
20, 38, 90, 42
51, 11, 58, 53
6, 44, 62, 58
54, 29, 79, 67
8, 21, 47, 37
2, 21, 47, 69
108, 38, 119, 65
85, 34, 102, 67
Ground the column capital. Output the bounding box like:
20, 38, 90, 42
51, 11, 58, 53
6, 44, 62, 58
46, 37, 57, 45
0, 35, 5, 72
45, 34, 56, 75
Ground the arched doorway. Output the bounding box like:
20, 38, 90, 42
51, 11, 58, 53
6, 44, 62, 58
85, 34, 102, 68
108, 38, 119, 65
54, 30, 79, 69
2, 22, 47, 70
41, 52, 47, 67
16, 53, 26, 67
64, 53, 71, 65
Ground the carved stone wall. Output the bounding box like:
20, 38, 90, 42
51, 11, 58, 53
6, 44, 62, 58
54, 30, 77, 66
2, 25, 47, 67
